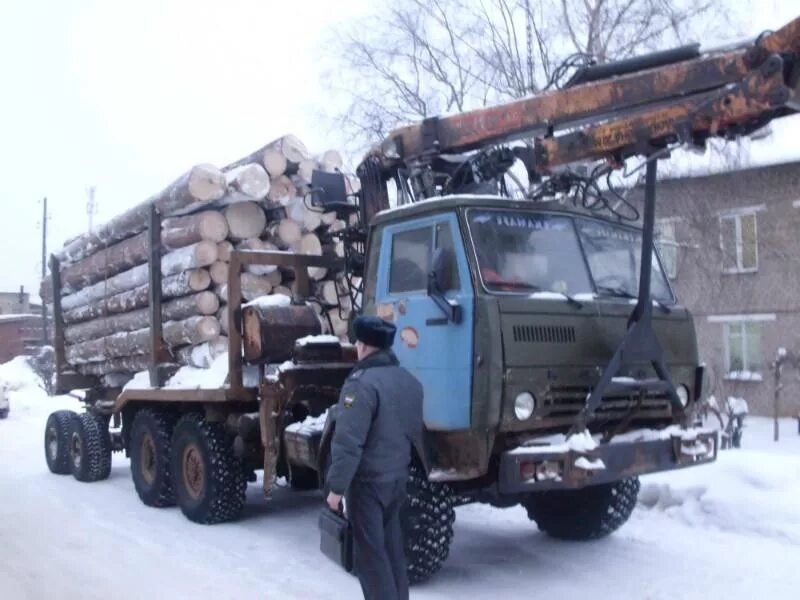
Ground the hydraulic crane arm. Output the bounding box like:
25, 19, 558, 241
358, 14, 800, 210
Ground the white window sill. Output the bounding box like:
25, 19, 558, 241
722, 268, 758, 275
724, 371, 764, 382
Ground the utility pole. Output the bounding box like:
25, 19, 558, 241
41, 197, 49, 345
86, 186, 97, 233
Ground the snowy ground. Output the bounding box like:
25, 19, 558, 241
0, 357, 797, 600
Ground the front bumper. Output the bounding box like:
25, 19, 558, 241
498, 428, 718, 493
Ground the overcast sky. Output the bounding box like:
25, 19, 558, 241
0, 0, 796, 302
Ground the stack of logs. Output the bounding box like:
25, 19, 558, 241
42, 135, 358, 387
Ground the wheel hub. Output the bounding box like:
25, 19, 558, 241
70, 431, 82, 469
46, 426, 58, 461
182, 443, 205, 501
140, 432, 157, 486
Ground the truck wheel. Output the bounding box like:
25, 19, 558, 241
130, 409, 177, 507
401, 464, 456, 584
68, 413, 113, 482
44, 410, 75, 474
171, 414, 246, 524
0, 409, 8, 419
522, 478, 640, 540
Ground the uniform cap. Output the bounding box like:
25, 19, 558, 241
353, 316, 396, 349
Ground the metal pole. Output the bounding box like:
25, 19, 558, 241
633, 159, 657, 322
41, 197, 49, 345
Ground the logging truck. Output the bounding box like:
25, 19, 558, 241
43, 16, 800, 583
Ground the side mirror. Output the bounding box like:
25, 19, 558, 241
427, 248, 462, 324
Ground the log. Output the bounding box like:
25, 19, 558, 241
320, 149, 343, 172
321, 212, 338, 226
217, 305, 229, 335
273, 286, 292, 298
266, 175, 296, 206
217, 240, 234, 262
210, 261, 229, 285
65, 291, 219, 344
77, 355, 151, 376
56, 164, 226, 264
224, 201, 266, 241
266, 219, 302, 249
60, 242, 218, 311
326, 308, 349, 339
66, 316, 221, 364
62, 270, 211, 324
295, 159, 317, 186
226, 135, 310, 172
58, 211, 228, 292
215, 273, 273, 303
265, 269, 283, 287
161, 211, 229, 247
237, 239, 278, 275
319, 279, 351, 309
263, 150, 287, 177
220, 163, 270, 203
175, 336, 229, 368
299, 233, 327, 280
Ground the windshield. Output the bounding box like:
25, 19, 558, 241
575, 218, 674, 303
468, 210, 593, 295
467, 209, 674, 302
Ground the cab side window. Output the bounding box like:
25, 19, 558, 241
389, 226, 432, 293
435, 222, 461, 291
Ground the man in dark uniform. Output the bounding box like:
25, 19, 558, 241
325, 316, 424, 600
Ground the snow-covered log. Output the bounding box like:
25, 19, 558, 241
64, 291, 219, 344
175, 336, 229, 368
56, 164, 226, 264
220, 163, 270, 204
65, 316, 221, 364
60, 242, 218, 311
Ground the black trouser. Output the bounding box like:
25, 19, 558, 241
346, 478, 408, 600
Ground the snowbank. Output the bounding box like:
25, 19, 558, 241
639, 450, 800, 544
0, 356, 81, 418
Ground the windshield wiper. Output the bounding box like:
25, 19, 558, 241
596, 285, 671, 314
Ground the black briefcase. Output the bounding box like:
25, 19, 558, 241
319, 508, 354, 572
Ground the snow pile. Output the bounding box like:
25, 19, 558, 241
0, 356, 43, 392
639, 450, 800, 544
166, 354, 230, 389
296, 334, 340, 347
245, 294, 292, 309
285, 409, 329, 435
727, 396, 749, 416
0, 356, 80, 417
124, 354, 231, 390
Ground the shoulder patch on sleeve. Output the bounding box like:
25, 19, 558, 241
343, 392, 357, 408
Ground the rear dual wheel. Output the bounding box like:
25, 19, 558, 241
68, 413, 112, 482
130, 409, 177, 507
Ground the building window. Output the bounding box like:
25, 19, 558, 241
724, 320, 763, 380
720, 211, 758, 273
655, 219, 678, 280
389, 226, 432, 293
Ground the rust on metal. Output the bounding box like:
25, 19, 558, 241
539, 63, 790, 168
242, 303, 321, 364
759, 15, 800, 55
228, 249, 345, 399
380, 50, 753, 159
147, 204, 169, 387
260, 379, 283, 496
141, 433, 157, 486
182, 443, 205, 500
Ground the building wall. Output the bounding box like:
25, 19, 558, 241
0, 290, 31, 315
0, 320, 32, 363
632, 161, 800, 417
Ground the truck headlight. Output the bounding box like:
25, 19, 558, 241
676, 385, 690, 407
514, 392, 536, 420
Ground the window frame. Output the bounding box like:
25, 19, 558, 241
388, 224, 434, 295
722, 319, 763, 380
719, 210, 759, 274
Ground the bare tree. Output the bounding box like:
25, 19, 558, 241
325, 0, 736, 152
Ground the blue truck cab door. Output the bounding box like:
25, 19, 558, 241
375, 213, 474, 431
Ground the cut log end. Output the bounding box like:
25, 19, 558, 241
187, 164, 227, 202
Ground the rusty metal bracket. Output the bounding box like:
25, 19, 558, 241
147, 205, 168, 388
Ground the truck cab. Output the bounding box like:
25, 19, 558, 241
361, 196, 714, 492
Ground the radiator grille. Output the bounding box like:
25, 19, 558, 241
512, 324, 576, 344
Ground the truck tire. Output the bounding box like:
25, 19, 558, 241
401, 464, 456, 584
44, 410, 75, 474
130, 409, 177, 507
0, 409, 8, 419
68, 412, 113, 482
522, 478, 640, 540
171, 414, 246, 524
